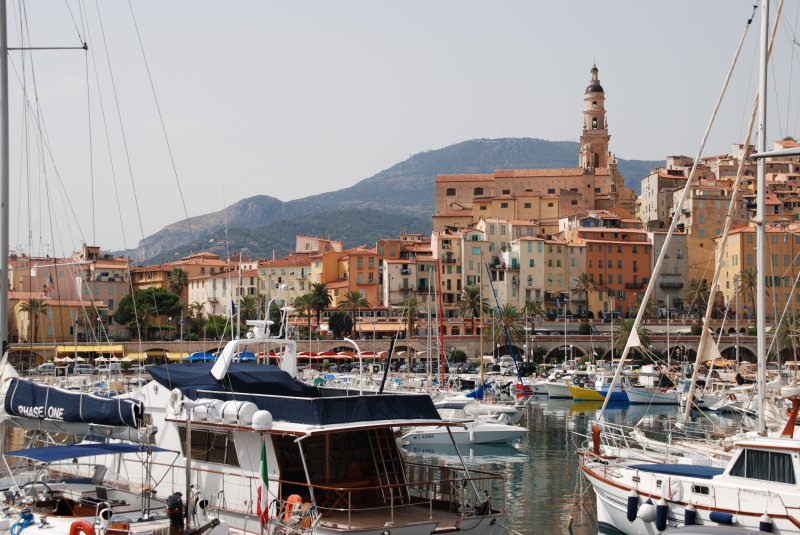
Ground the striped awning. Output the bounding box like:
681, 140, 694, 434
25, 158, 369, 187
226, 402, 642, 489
56, 344, 123, 354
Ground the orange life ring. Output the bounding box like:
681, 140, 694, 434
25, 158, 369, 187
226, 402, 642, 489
70, 521, 95, 535
284, 494, 303, 520
729, 394, 737, 401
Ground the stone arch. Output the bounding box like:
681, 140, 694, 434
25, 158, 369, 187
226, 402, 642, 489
544, 345, 588, 363
719, 344, 756, 362
451, 326, 460, 336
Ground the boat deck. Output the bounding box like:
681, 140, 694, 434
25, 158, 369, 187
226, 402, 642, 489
318, 502, 472, 531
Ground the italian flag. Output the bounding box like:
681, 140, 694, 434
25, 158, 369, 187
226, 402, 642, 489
257, 438, 269, 525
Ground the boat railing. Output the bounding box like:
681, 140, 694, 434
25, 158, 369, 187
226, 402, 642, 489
265, 461, 503, 531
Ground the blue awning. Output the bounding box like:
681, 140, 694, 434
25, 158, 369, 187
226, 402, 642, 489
5, 443, 176, 463
629, 463, 724, 480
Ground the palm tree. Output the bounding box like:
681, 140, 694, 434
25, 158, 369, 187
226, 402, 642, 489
629, 294, 657, 323
167, 267, 189, 296
738, 268, 758, 319
189, 301, 206, 320
777, 312, 800, 364
338, 291, 369, 337
488, 303, 523, 347
571, 272, 597, 315
457, 286, 489, 335
522, 301, 546, 324
293, 293, 316, 338
309, 283, 332, 330
686, 279, 710, 317
239, 294, 259, 321
20, 299, 48, 343
402, 296, 420, 338
612, 318, 651, 357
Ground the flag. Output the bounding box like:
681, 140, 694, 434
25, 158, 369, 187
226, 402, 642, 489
256, 438, 269, 526
231, 300, 237, 316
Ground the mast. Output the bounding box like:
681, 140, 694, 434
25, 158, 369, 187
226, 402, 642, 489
756, 0, 769, 436
0, 0, 8, 351
479, 252, 484, 385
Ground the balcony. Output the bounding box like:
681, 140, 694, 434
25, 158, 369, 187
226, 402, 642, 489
660, 281, 684, 289
400, 269, 411, 275
625, 282, 646, 290
441, 258, 457, 264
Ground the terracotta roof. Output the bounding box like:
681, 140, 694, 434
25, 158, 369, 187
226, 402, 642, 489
433, 211, 473, 217
494, 168, 584, 178
436, 174, 494, 183
326, 280, 349, 289
132, 264, 171, 273
258, 255, 313, 268
94, 260, 129, 269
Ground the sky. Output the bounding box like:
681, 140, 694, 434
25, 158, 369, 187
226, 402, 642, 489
9, 1, 800, 254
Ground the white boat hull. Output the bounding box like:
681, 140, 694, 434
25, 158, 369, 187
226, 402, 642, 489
543, 382, 572, 399
401, 422, 526, 446
625, 386, 680, 405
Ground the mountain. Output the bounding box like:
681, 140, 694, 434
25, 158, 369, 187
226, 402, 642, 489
122, 138, 661, 263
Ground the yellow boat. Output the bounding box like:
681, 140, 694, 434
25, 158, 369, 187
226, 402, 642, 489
567, 382, 605, 401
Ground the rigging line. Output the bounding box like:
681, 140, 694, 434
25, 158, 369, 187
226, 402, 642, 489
82, 16, 130, 254
599, 1, 760, 424
780, 8, 798, 134
93, 1, 149, 260
126, 0, 195, 243
770, 53, 785, 137
6, 56, 86, 249
63, 0, 86, 43
85, 33, 94, 244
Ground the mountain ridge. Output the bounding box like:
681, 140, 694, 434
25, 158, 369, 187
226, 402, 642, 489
119, 137, 660, 264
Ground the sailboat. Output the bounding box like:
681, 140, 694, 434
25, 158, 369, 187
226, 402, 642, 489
579, 3, 800, 533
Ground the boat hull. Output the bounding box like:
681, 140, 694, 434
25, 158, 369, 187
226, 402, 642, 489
543, 382, 572, 399
625, 386, 679, 405
401, 423, 526, 445
567, 383, 605, 401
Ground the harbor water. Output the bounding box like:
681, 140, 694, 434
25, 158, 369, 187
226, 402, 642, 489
403, 397, 741, 535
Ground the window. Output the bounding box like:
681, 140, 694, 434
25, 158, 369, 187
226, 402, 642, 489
730, 449, 795, 484
474, 187, 484, 196
178, 427, 239, 466
502, 189, 510, 195
490, 225, 496, 235
548, 202, 554, 208
500, 202, 509, 208
548, 188, 555, 194
446, 188, 456, 196
529, 259, 535, 267
472, 246, 481, 255
480, 205, 487, 211
524, 203, 532, 209
617, 260, 622, 269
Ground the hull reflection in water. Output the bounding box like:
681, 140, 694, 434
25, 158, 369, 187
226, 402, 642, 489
403, 442, 528, 464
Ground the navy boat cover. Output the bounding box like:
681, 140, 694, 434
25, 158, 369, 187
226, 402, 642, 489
148, 363, 441, 426
4, 378, 144, 428
5, 443, 175, 463
629, 463, 725, 480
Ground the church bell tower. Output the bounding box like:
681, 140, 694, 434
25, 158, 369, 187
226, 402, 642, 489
579, 65, 610, 171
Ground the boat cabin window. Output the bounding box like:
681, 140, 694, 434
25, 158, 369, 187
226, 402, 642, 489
730, 448, 795, 484
177, 426, 239, 467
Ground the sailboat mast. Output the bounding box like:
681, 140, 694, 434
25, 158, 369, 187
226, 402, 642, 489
0, 0, 9, 350
755, 0, 769, 436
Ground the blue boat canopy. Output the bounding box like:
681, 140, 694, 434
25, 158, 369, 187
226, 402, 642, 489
148, 363, 441, 426
5, 443, 176, 463
4, 378, 145, 428
629, 463, 724, 480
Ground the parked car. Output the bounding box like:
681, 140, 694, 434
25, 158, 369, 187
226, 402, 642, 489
33, 362, 55, 375
128, 364, 148, 374
95, 363, 122, 374
71, 364, 95, 375
412, 363, 427, 373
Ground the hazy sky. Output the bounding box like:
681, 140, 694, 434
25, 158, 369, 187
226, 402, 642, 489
9, 1, 800, 254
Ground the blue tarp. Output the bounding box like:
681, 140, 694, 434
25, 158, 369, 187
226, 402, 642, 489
235, 351, 255, 362
629, 463, 724, 480
184, 352, 215, 362
4, 378, 144, 428
5, 443, 176, 463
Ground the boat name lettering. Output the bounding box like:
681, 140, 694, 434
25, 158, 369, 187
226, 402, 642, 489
16, 404, 64, 419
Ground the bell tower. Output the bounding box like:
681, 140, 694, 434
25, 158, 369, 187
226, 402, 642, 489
579, 64, 610, 171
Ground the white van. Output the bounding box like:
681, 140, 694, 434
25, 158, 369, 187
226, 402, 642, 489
34, 363, 55, 375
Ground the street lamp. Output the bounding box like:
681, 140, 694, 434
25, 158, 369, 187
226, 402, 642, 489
168, 317, 173, 341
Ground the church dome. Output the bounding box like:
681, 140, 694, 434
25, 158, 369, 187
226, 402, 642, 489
585, 83, 604, 94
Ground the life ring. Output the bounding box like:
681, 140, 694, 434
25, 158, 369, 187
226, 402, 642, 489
70, 521, 96, 535
284, 494, 303, 520
729, 394, 737, 401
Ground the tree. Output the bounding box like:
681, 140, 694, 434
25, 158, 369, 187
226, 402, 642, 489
777, 312, 800, 363
338, 291, 369, 337
613, 319, 651, 357
686, 279, 711, 317
20, 299, 48, 343
239, 294, 259, 322
571, 273, 597, 315
457, 286, 489, 335
402, 296, 420, 337
293, 294, 316, 338
488, 303, 523, 347
738, 268, 758, 319
189, 301, 206, 320
523, 301, 546, 324
167, 267, 189, 296
114, 288, 183, 340
629, 294, 657, 323
328, 311, 353, 338
309, 283, 332, 329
